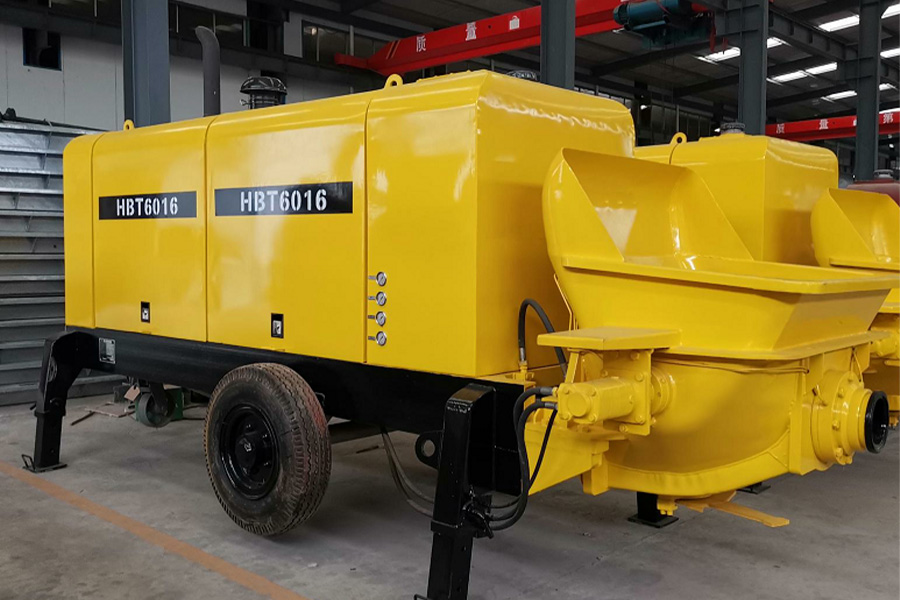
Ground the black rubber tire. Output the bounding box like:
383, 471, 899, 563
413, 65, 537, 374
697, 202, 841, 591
205, 363, 330, 536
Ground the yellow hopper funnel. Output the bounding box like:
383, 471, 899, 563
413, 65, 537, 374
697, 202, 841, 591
543, 149, 895, 360
812, 188, 900, 311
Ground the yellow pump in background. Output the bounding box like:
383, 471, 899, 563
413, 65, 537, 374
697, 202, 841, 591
812, 188, 899, 425
635, 131, 900, 426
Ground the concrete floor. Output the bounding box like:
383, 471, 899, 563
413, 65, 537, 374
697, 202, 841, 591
0, 394, 897, 600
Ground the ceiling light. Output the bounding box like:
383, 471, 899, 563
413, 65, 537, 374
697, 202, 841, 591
824, 89, 857, 101
819, 15, 859, 31
818, 4, 899, 31
772, 70, 807, 83
883, 107, 900, 114
698, 38, 784, 62
882, 47, 900, 59
698, 47, 741, 62
806, 62, 838, 75
880, 83, 896, 91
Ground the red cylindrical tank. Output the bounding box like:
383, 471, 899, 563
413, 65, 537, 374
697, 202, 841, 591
849, 170, 900, 205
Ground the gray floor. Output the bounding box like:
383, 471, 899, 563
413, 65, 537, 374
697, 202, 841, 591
1, 395, 897, 600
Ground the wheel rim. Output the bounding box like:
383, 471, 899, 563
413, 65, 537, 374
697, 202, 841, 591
219, 405, 279, 499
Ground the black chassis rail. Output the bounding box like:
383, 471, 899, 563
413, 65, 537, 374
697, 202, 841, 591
30, 328, 525, 491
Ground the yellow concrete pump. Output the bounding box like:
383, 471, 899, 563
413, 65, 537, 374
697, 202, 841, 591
25, 71, 894, 600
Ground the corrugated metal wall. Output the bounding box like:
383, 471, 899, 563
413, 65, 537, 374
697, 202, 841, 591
0, 114, 119, 406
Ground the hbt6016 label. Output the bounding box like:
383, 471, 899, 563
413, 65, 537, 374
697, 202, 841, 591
215, 182, 352, 217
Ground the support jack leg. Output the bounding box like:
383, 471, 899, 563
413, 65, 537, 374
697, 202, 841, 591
417, 384, 495, 600
628, 492, 678, 528
23, 332, 97, 473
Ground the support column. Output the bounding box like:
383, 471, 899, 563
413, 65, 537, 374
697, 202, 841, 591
541, 0, 576, 89
122, 0, 171, 127
737, 0, 768, 135
855, 0, 883, 180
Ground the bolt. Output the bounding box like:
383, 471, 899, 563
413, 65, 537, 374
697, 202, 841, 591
630, 351, 640, 361
560, 412, 571, 420
636, 415, 645, 424
619, 424, 628, 433
590, 388, 598, 397
832, 420, 841, 430
635, 373, 644, 382
838, 387, 845, 398
588, 415, 597, 423
601, 370, 609, 377
651, 417, 657, 425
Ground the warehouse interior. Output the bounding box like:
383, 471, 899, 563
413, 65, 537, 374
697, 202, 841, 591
1, 1, 899, 599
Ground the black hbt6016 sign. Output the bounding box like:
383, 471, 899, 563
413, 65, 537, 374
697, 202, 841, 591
215, 182, 353, 217
99, 192, 197, 220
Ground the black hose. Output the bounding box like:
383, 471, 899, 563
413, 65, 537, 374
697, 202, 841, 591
487, 386, 554, 513
381, 429, 434, 517
491, 400, 557, 530
518, 299, 568, 376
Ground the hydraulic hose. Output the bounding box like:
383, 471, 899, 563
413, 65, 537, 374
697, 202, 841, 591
518, 299, 568, 376
491, 398, 558, 531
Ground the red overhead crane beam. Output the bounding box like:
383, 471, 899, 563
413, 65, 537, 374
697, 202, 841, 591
335, 0, 626, 76
766, 112, 900, 142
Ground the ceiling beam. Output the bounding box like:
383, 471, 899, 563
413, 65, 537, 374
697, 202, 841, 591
793, 0, 859, 22
590, 40, 711, 77
767, 84, 850, 108
674, 56, 831, 98
717, 2, 900, 82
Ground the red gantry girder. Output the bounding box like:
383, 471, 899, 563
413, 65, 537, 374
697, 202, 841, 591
335, 0, 625, 76
766, 112, 900, 142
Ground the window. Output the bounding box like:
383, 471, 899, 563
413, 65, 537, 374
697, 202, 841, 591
302, 23, 347, 63
215, 13, 244, 49
22, 28, 61, 70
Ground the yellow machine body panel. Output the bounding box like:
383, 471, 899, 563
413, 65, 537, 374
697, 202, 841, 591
63, 134, 100, 328
365, 72, 634, 376
635, 132, 838, 265
91, 119, 213, 341
64, 71, 634, 377
205, 94, 370, 361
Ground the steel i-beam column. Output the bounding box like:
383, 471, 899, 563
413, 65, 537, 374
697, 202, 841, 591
122, 0, 171, 127
541, 0, 576, 89
855, 0, 883, 180
737, 0, 768, 134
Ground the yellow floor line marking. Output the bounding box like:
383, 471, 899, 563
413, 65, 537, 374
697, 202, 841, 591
0, 460, 313, 600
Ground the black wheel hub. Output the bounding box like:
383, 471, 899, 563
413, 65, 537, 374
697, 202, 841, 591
220, 405, 279, 499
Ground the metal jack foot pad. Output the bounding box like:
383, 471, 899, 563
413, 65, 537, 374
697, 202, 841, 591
21, 454, 67, 473
627, 512, 678, 528
628, 492, 678, 528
